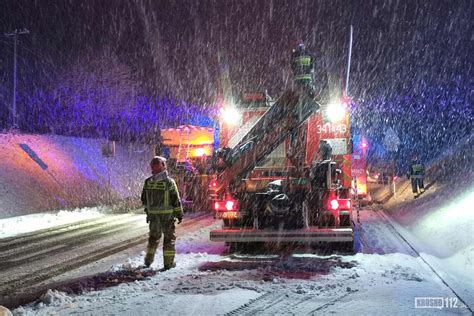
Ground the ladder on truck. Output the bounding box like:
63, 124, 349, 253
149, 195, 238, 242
216, 89, 319, 189
176, 126, 192, 164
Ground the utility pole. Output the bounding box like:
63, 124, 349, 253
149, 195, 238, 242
4, 28, 29, 129
344, 25, 353, 97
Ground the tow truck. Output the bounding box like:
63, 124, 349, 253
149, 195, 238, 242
209, 88, 355, 250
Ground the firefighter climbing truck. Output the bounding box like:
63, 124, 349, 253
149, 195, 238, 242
209, 89, 355, 250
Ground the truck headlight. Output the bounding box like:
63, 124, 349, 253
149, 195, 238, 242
221, 107, 241, 125
326, 102, 346, 122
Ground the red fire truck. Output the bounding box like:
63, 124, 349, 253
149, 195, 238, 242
209, 89, 355, 250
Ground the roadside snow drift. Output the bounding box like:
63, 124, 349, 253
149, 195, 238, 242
382, 134, 474, 308
0, 133, 152, 218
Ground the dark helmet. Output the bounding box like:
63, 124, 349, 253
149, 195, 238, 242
269, 194, 291, 215
318, 140, 332, 160
297, 43, 305, 51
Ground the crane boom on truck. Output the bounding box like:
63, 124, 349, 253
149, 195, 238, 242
213, 90, 318, 192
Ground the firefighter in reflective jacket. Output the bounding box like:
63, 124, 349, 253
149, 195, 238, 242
141, 156, 183, 269
291, 43, 315, 98
408, 155, 425, 198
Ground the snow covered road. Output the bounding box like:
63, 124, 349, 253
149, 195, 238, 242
9, 207, 471, 315
0, 211, 212, 308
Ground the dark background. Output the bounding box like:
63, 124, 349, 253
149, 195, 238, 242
1, 0, 472, 167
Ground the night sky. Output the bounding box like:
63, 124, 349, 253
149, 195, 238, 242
0, 0, 472, 163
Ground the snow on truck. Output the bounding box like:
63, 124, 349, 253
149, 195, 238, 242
208, 90, 356, 250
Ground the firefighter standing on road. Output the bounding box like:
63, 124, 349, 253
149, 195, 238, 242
291, 43, 315, 98
141, 156, 183, 269
408, 155, 425, 198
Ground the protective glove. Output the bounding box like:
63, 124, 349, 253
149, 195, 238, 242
177, 216, 183, 224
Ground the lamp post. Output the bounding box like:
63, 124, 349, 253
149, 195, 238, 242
4, 28, 30, 129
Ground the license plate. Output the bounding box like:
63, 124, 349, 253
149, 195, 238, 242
216, 211, 240, 219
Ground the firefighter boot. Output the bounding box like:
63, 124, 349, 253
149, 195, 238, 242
163, 227, 176, 270
144, 253, 154, 267
144, 236, 158, 267
163, 249, 176, 270
419, 178, 425, 194
160, 262, 176, 272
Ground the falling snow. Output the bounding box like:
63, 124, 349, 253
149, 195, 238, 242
0, 1, 472, 315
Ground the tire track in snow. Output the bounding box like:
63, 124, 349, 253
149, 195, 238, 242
307, 290, 357, 314
0, 214, 135, 250
224, 292, 288, 316
0, 213, 213, 308
0, 217, 144, 268
224, 289, 357, 315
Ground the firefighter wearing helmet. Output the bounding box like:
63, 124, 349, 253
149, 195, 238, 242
291, 42, 315, 98
141, 156, 183, 269
408, 154, 425, 198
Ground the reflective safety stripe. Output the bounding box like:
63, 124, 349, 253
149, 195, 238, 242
169, 184, 177, 192
147, 209, 174, 215
412, 164, 423, 172
146, 181, 166, 190
173, 207, 182, 214
342, 158, 351, 167
294, 74, 312, 80
164, 186, 170, 208
294, 56, 311, 66
163, 250, 176, 256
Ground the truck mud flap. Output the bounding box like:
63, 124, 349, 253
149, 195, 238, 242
210, 228, 353, 243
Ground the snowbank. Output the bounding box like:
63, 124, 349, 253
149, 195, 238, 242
0, 206, 107, 238
0, 133, 153, 219
382, 134, 474, 308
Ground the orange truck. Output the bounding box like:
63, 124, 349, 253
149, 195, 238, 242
160, 125, 215, 210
